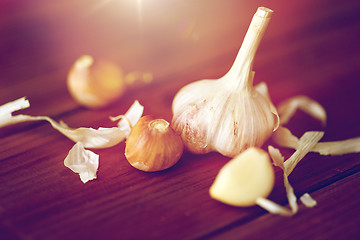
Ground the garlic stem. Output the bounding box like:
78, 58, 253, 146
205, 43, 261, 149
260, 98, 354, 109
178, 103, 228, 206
226, 7, 273, 90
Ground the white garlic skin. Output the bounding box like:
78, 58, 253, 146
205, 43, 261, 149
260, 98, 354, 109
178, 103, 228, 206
171, 78, 277, 158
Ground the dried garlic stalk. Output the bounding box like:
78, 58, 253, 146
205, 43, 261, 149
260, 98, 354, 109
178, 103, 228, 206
172, 7, 279, 157
64, 142, 99, 183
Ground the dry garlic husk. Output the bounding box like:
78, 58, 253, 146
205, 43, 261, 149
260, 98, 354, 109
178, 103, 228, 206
67, 55, 126, 109
261, 130, 323, 216
209, 147, 275, 207
273, 126, 360, 156
1, 97, 144, 183
277, 95, 327, 126
1, 97, 143, 148
172, 7, 279, 157
125, 116, 184, 172
64, 142, 99, 183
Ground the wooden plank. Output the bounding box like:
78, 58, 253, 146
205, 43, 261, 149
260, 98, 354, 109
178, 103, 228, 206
206, 169, 360, 240
1, 0, 360, 239
0, 77, 359, 239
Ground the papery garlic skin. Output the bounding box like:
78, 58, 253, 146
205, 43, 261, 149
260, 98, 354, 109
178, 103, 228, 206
0, 98, 143, 149
172, 7, 279, 157
64, 142, 99, 183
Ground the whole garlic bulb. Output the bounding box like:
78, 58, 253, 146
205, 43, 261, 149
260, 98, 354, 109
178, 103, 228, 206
172, 7, 279, 157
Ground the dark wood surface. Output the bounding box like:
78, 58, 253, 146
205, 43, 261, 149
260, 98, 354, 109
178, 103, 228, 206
1, 0, 360, 239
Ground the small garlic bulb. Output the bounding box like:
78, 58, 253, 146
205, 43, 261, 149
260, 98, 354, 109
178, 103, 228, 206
125, 116, 184, 172
67, 55, 126, 109
172, 7, 279, 157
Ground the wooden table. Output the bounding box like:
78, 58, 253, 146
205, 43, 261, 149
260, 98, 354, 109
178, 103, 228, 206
1, 0, 359, 239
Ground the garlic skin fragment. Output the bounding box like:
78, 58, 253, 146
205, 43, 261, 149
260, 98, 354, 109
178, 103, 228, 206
125, 116, 184, 172
277, 95, 327, 126
172, 7, 279, 157
67, 55, 126, 109
300, 193, 317, 208
273, 126, 360, 156
0, 98, 144, 148
265, 130, 323, 216
64, 142, 99, 183
209, 147, 275, 207
111, 100, 145, 138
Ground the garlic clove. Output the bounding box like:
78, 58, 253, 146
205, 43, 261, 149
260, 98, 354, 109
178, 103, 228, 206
67, 55, 126, 109
172, 7, 278, 157
209, 147, 275, 207
125, 116, 184, 172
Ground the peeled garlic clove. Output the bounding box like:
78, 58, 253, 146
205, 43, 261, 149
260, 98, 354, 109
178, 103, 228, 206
172, 7, 279, 157
209, 147, 275, 207
125, 116, 184, 172
67, 55, 126, 108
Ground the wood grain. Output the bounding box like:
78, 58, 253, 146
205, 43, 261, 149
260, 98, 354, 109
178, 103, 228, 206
1, 0, 360, 239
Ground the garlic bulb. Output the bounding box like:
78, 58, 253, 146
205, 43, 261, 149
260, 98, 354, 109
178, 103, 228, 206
172, 7, 279, 157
